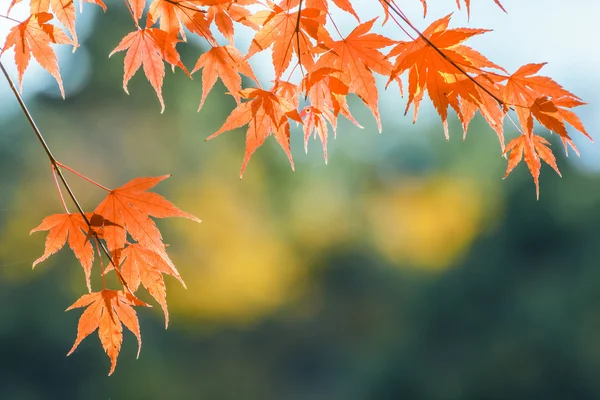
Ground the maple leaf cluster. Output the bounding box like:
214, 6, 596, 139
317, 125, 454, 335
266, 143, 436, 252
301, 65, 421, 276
1, 0, 591, 195
31, 174, 200, 375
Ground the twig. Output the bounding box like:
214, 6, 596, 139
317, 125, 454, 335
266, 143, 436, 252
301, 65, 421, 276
0, 60, 131, 293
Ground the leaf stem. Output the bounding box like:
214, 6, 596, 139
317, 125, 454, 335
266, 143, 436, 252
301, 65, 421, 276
94, 238, 107, 290
52, 164, 70, 213
56, 161, 112, 192
0, 60, 131, 294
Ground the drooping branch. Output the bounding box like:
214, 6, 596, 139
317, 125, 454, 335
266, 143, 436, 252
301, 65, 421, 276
0, 60, 131, 292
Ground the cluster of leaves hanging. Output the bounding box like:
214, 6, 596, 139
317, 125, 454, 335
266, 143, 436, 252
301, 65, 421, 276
0, 0, 591, 376
31, 168, 200, 375
1, 0, 591, 196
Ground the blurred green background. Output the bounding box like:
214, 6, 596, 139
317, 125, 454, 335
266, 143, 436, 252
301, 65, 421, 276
2, 2, 600, 399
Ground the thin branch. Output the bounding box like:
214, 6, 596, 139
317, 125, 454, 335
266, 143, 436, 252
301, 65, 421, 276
0, 14, 21, 24
380, 0, 505, 107
294, 0, 306, 78
0, 60, 131, 293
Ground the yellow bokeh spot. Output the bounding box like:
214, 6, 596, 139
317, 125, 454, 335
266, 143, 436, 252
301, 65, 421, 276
368, 175, 494, 270
166, 161, 303, 324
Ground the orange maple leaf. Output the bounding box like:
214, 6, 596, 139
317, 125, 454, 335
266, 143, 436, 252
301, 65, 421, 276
387, 14, 503, 138
148, 0, 217, 44
118, 243, 185, 327
93, 175, 201, 268
202, 0, 258, 43
8, 0, 82, 41
66, 290, 149, 376
208, 87, 302, 177
313, 18, 397, 132
503, 133, 560, 199
127, 0, 146, 21
299, 68, 363, 161
109, 23, 189, 112
1, 12, 73, 97
490, 63, 590, 141
30, 213, 95, 291
247, 0, 324, 79
192, 45, 258, 110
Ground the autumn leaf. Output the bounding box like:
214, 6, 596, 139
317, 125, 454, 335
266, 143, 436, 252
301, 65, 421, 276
247, 0, 324, 78
109, 24, 189, 112
313, 18, 397, 132
503, 133, 560, 199
192, 45, 258, 110
66, 290, 149, 375
1, 12, 73, 97
148, 0, 217, 44
203, 0, 258, 43
118, 243, 185, 327
127, 0, 146, 21
208, 87, 302, 177
490, 63, 589, 140
298, 68, 363, 161
31, 213, 95, 292
93, 175, 201, 268
387, 14, 503, 138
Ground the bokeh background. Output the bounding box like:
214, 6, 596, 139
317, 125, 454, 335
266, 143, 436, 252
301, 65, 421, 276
1, 0, 600, 399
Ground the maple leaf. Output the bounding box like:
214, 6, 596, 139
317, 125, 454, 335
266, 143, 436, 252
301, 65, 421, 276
30, 213, 95, 291
7, 0, 82, 41
117, 243, 185, 327
387, 14, 503, 138
109, 24, 189, 112
192, 45, 258, 110
127, 0, 146, 21
490, 63, 590, 141
208, 87, 302, 177
66, 290, 149, 375
312, 18, 397, 132
148, 0, 217, 44
503, 133, 560, 199
299, 68, 363, 161
247, 0, 325, 79
93, 175, 201, 269
1, 12, 73, 98
300, 106, 331, 162
203, 0, 258, 43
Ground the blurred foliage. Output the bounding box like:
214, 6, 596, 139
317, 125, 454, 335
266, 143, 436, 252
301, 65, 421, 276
2, 5, 600, 399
